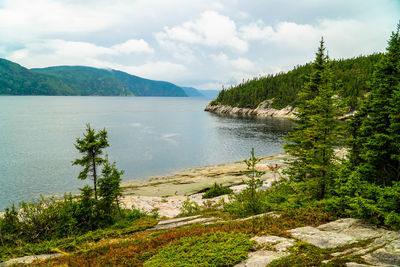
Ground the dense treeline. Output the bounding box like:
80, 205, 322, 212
210, 54, 382, 110
0, 59, 187, 96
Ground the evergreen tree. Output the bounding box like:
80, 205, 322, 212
352, 24, 400, 186
284, 38, 343, 199
72, 124, 109, 199
98, 156, 124, 218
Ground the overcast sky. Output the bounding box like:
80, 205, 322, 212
0, 0, 398, 90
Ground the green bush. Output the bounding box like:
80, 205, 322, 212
144, 232, 253, 267
202, 183, 233, 199
224, 149, 270, 218
180, 198, 200, 216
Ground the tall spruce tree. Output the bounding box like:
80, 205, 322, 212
284, 38, 343, 199
73, 124, 109, 199
351, 24, 400, 185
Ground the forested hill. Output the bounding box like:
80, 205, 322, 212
0, 58, 187, 96
209, 54, 382, 110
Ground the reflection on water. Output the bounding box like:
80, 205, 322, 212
0, 96, 295, 210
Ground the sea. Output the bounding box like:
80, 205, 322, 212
0, 96, 294, 210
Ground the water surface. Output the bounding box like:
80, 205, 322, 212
0, 96, 294, 210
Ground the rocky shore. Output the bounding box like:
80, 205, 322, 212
204, 100, 297, 119
119, 154, 288, 218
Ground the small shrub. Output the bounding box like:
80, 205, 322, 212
225, 149, 269, 217
202, 183, 233, 199
180, 198, 200, 216
269, 241, 328, 266
144, 232, 253, 267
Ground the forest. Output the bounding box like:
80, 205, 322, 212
210, 53, 382, 110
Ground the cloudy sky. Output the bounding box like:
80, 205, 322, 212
0, 0, 399, 90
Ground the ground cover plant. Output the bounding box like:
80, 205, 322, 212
144, 232, 253, 267
202, 182, 233, 199
37, 206, 334, 266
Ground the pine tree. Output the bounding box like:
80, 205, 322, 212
353, 24, 400, 186
98, 156, 124, 216
284, 38, 343, 199
72, 124, 109, 199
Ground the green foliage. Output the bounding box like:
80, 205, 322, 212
225, 149, 268, 217
73, 124, 109, 199
144, 232, 253, 267
202, 182, 233, 199
347, 24, 400, 186
97, 156, 124, 221
269, 240, 368, 267
0, 217, 157, 263
325, 23, 400, 230
210, 54, 382, 110
284, 38, 343, 200
180, 198, 201, 216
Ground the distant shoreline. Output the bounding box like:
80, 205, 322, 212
204, 101, 297, 119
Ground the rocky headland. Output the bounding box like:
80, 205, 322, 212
204, 100, 297, 119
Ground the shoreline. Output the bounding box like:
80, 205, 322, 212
119, 153, 289, 217
0, 154, 289, 218
204, 100, 297, 119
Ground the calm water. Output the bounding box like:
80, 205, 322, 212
0, 96, 294, 210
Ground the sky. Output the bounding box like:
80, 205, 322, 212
0, 0, 399, 90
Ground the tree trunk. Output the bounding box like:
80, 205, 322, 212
92, 152, 97, 200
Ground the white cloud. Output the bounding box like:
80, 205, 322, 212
210, 53, 256, 72
123, 61, 188, 81
0, 0, 121, 43
111, 39, 154, 54
156, 10, 248, 53
239, 18, 387, 56
7, 39, 155, 68
240, 22, 273, 40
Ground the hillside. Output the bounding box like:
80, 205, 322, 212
0, 58, 187, 96
0, 59, 74, 95
181, 86, 205, 97
209, 54, 382, 110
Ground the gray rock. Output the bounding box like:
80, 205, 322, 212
157, 215, 201, 225
363, 243, 400, 266
251, 235, 294, 252
235, 212, 280, 222
288, 226, 357, 248
234, 251, 287, 267
0, 253, 63, 266
346, 263, 378, 267
318, 218, 386, 240
151, 217, 216, 230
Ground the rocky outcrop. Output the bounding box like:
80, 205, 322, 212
289, 218, 400, 266
204, 100, 297, 119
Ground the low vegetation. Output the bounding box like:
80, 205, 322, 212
144, 232, 253, 267
202, 182, 233, 199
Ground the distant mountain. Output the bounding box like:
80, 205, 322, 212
181, 87, 205, 97
0, 58, 187, 97
199, 90, 220, 99
111, 70, 185, 97
181, 87, 220, 98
